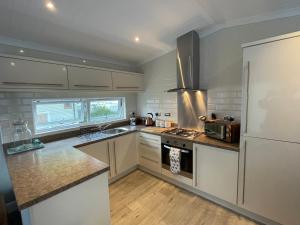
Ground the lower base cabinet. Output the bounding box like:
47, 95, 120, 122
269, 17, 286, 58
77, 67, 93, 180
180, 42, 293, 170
113, 133, 138, 175
194, 144, 238, 204
241, 137, 300, 225
78, 133, 138, 179
21, 173, 110, 225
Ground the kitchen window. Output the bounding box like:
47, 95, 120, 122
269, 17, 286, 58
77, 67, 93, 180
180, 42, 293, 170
33, 97, 126, 134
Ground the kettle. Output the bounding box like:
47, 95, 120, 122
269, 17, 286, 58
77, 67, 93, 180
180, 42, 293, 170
145, 113, 154, 126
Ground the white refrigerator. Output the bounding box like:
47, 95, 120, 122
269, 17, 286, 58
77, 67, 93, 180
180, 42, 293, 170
239, 32, 300, 225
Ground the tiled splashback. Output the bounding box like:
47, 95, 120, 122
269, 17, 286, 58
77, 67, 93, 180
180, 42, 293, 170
138, 92, 177, 122
0, 91, 137, 143
207, 88, 242, 121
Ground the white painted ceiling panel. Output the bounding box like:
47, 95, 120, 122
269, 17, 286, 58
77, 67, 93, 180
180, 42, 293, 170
0, 0, 299, 66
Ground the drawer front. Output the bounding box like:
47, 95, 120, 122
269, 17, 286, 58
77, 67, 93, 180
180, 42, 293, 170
139, 133, 161, 146
140, 156, 161, 174
139, 143, 160, 162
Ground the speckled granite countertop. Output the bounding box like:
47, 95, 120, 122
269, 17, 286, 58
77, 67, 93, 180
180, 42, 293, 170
6, 139, 109, 210
6, 125, 239, 210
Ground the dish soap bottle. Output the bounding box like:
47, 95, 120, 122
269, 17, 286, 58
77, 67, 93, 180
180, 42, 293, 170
130, 112, 136, 126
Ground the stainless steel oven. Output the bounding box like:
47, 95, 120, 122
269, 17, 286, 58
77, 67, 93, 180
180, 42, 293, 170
161, 136, 193, 179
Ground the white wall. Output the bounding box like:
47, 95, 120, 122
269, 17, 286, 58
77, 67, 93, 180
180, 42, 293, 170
139, 14, 300, 124
137, 51, 177, 123
0, 91, 137, 143
201, 14, 300, 120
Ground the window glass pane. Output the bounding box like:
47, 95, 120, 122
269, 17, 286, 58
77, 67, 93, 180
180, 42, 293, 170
89, 98, 125, 122
34, 100, 84, 133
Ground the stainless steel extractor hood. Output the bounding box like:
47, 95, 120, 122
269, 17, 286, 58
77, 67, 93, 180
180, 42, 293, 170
167, 30, 204, 92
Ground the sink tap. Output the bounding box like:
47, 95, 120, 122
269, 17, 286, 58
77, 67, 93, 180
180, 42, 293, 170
99, 123, 112, 132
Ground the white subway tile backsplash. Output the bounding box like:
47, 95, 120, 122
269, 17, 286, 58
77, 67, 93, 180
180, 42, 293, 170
207, 88, 242, 121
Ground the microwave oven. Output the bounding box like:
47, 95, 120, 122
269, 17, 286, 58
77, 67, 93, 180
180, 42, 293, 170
204, 120, 240, 143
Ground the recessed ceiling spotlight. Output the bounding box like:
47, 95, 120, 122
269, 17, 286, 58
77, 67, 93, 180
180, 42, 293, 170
19, 49, 24, 53
134, 36, 140, 43
82, 60, 87, 63
46, 2, 56, 11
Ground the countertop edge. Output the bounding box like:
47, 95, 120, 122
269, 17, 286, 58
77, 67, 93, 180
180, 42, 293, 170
17, 166, 109, 210
10, 125, 239, 210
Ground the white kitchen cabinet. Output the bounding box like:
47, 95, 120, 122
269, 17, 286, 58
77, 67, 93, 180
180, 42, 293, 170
21, 173, 111, 225
78, 133, 138, 179
112, 72, 144, 91
138, 132, 161, 174
112, 133, 138, 175
0, 57, 68, 89
194, 144, 238, 204
67, 66, 112, 90
77, 141, 112, 178
241, 137, 300, 225
243, 35, 300, 143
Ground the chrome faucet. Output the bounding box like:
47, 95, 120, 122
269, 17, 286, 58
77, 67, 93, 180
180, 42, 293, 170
98, 123, 112, 131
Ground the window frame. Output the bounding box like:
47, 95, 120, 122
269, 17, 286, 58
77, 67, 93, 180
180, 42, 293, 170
32, 97, 126, 135
86, 97, 126, 125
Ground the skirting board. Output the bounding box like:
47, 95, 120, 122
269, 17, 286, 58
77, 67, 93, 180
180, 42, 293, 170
138, 165, 280, 225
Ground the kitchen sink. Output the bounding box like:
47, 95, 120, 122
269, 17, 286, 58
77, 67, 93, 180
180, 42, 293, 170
101, 128, 128, 135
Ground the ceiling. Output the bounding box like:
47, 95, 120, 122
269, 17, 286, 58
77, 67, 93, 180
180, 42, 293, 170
0, 0, 300, 67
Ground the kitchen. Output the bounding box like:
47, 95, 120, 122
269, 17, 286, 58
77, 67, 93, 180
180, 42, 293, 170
0, 1, 300, 225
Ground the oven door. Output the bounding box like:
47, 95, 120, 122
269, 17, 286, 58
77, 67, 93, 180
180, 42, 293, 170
161, 144, 193, 179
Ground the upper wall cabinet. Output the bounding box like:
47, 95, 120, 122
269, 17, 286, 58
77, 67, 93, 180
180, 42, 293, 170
112, 72, 144, 91
68, 66, 113, 90
0, 57, 68, 89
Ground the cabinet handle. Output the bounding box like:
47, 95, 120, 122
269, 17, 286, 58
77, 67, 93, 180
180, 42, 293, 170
113, 141, 117, 175
242, 140, 247, 205
1, 82, 64, 87
140, 155, 159, 164
106, 142, 111, 177
244, 61, 250, 134
116, 86, 139, 89
139, 142, 159, 149
73, 84, 110, 88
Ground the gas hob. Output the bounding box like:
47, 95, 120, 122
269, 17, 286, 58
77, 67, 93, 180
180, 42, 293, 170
163, 128, 202, 139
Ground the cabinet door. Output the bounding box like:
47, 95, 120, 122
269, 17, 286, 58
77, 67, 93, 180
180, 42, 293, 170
113, 133, 138, 175
138, 133, 161, 173
243, 36, 300, 142
241, 137, 300, 225
195, 144, 238, 204
112, 72, 144, 91
0, 57, 68, 89
68, 66, 112, 90
77, 141, 112, 177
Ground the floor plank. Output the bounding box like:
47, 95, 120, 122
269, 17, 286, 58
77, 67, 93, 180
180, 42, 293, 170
109, 170, 258, 225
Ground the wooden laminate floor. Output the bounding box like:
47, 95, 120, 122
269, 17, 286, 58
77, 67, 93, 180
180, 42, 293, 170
109, 170, 259, 225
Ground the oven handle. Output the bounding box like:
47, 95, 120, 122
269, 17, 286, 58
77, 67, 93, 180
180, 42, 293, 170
163, 145, 190, 154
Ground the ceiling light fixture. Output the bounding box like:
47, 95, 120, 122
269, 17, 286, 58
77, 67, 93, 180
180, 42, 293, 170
46, 2, 55, 11
134, 36, 140, 43
82, 60, 87, 63
19, 49, 24, 53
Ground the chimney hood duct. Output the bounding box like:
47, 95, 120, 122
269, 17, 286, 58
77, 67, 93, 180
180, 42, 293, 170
167, 30, 204, 92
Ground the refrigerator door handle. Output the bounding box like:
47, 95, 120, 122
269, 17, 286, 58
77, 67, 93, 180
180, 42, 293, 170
242, 140, 247, 205
244, 61, 250, 135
